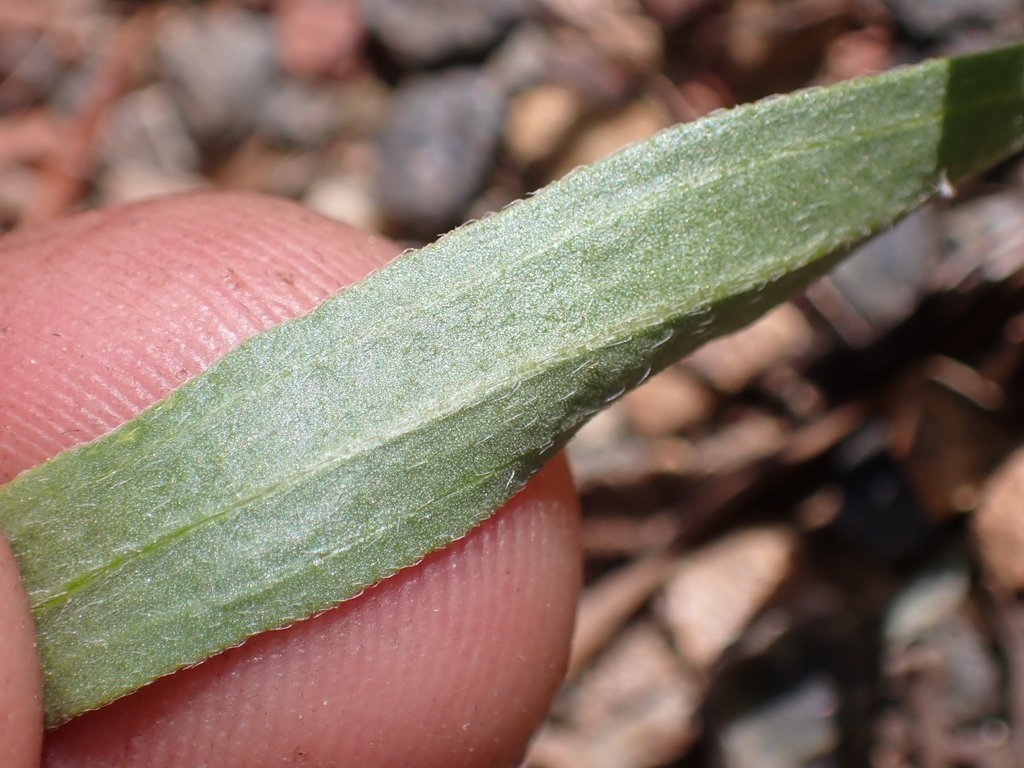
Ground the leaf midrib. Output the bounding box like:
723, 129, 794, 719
29, 94, 959, 614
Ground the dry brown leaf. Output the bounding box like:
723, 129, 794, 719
661, 526, 798, 670
974, 448, 1024, 592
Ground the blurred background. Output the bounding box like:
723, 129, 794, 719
3, 1, 1024, 765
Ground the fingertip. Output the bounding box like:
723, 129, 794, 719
0, 531, 43, 768
45, 456, 581, 768
1, 193, 583, 766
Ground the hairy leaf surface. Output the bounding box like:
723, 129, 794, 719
2, 43, 1023, 726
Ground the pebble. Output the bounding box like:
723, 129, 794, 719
899, 358, 1011, 518
716, 676, 840, 768
827, 421, 933, 559
933, 615, 1003, 724
0, 163, 40, 228
361, 0, 532, 65
883, 0, 1019, 38
258, 79, 345, 148
974, 447, 1024, 592
884, 555, 970, 653
98, 162, 207, 207
485, 21, 554, 94
566, 405, 641, 486
556, 4, 664, 72
0, 109, 63, 166
0, 28, 64, 113
884, 554, 1001, 723
942, 190, 1024, 285
375, 68, 505, 235
158, 8, 278, 143
544, 28, 638, 106
504, 83, 584, 166
304, 174, 382, 232
688, 412, 788, 477
642, 0, 712, 27
276, 0, 364, 80
100, 85, 200, 173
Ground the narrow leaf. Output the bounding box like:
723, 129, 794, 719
2, 43, 1023, 727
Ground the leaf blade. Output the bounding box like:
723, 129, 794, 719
2, 43, 1023, 726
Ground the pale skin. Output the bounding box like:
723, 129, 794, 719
0, 192, 582, 767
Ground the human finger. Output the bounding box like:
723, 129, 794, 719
0, 192, 581, 767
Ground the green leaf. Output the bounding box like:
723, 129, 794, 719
3, 43, 1024, 727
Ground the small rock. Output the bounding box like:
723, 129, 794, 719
554, 4, 663, 73
674, 76, 732, 121
0, 28, 64, 113
827, 422, 933, 559
258, 79, 344, 148
545, 28, 638, 106
566, 405, 644, 486
884, 556, 970, 654
0, 163, 40, 228
0, 108, 63, 166
716, 677, 840, 768
159, 8, 279, 143
883, 0, 1018, 39
567, 400, 701, 487
100, 85, 200, 173
569, 555, 679, 679
568, 403, 630, 458
375, 68, 505, 235
661, 526, 798, 671
304, 174, 382, 232
504, 83, 583, 167
974, 447, 1024, 592
298, 73, 391, 139
582, 511, 684, 559
906, 612, 1002, 725
257, 150, 328, 199
884, 555, 1001, 724
485, 21, 554, 94
819, 26, 892, 83
276, 0, 364, 79
689, 412, 788, 477
361, 0, 532, 65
